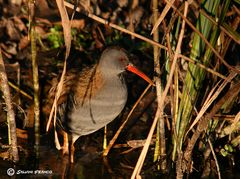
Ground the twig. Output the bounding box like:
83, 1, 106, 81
8, 81, 33, 100
151, 0, 175, 34
0, 49, 19, 162
208, 139, 221, 179
152, 0, 167, 172
29, 0, 40, 157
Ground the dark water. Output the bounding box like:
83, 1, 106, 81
0, 128, 144, 179
1, 127, 239, 178
0, 146, 131, 178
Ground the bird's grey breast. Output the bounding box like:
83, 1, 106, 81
68, 75, 127, 136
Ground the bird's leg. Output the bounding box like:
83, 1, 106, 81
69, 134, 79, 163
70, 140, 75, 163
62, 131, 69, 155
67, 134, 74, 163
61, 131, 79, 163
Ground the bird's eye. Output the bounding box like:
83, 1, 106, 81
119, 57, 125, 62
119, 57, 127, 65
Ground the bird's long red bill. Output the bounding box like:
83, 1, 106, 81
127, 64, 154, 85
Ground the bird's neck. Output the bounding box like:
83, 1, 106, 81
98, 62, 120, 80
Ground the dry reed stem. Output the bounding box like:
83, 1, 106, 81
47, 0, 72, 150
8, 81, 33, 100
0, 49, 19, 162
28, 0, 40, 154
152, 0, 167, 171
47, 0, 71, 132
151, 0, 175, 34
208, 139, 221, 179
31, 25, 41, 151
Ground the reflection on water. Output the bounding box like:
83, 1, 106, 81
1, 128, 239, 179
0, 126, 137, 178
0, 144, 134, 178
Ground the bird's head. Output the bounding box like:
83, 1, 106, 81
99, 47, 129, 75
99, 47, 153, 85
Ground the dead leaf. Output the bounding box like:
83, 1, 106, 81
19, 36, 30, 50
6, 19, 21, 41
0, 42, 17, 55
0, 151, 10, 160
13, 16, 27, 32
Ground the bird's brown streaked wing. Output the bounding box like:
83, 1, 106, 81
46, 64, 105, 112
73, 65, 105, 105
48, 72, 79, 106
